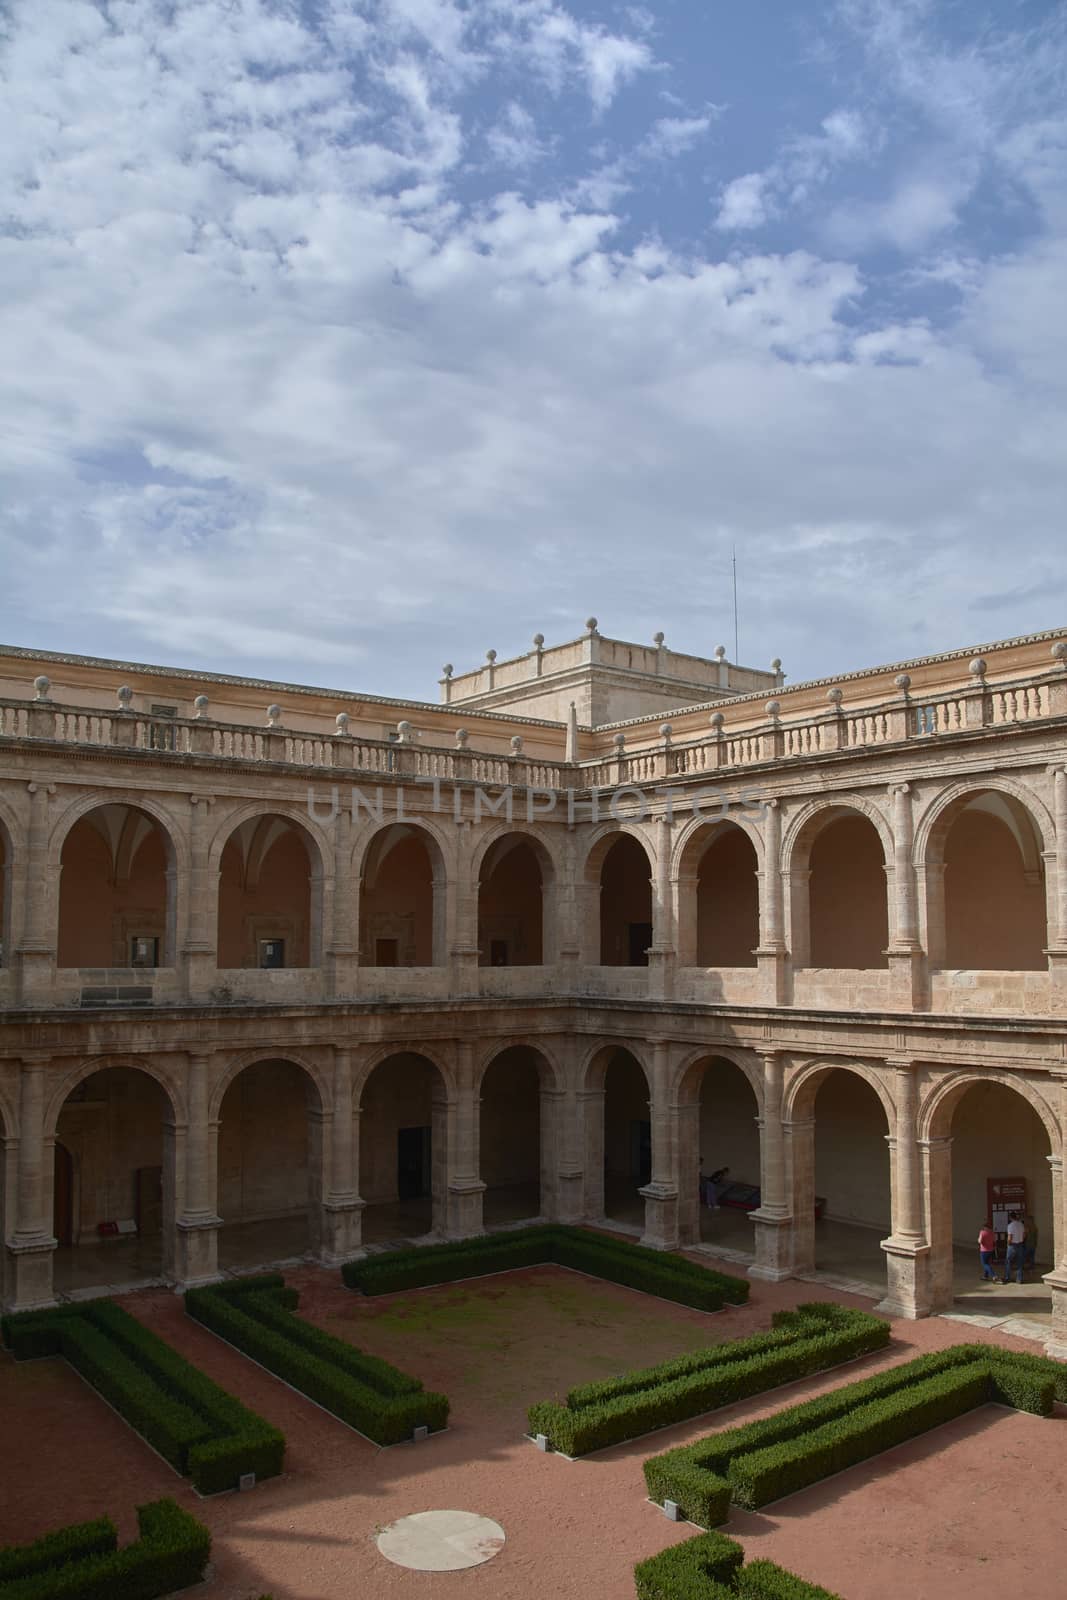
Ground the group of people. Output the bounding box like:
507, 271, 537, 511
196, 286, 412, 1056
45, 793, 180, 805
977, 1213, 1039, 1283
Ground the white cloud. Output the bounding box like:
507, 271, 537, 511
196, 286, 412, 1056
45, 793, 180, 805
714, 108, 876, 231
716, 172, 770, 230
642, 114, 715, 161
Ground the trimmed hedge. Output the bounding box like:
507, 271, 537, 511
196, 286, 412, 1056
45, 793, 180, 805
528, 1302, 888, 1455
1, 1299, 284, 1495
644, 1342, 1067, 1527
342, 1225, 749, 1312
0, 1500, 210, 1600
185, 1275, 448, 1446
633, 1531, 840, 1600
0, 1522, 117, 1585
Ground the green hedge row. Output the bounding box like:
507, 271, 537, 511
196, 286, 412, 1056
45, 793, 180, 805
0, 1500, 210, 1600
342, 1225, 749, 1311
1, 1299, 284, 1496
185, 1275, 449, 1446
634, 1530, 840, 1600
528, 1302, 889, 1455
644, 1342, 1067, 1527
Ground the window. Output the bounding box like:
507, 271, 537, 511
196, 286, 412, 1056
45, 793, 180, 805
129, 935, 160, 968
259, 938, 285, 969
149, 704, 177, 751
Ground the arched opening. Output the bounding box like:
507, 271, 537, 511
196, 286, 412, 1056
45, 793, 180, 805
480, 1047, 550, 1226
678, 824, 759, 967
600, 1048, 651, 1228
52, 1067, 171, 1295
597, 835, 653, 966
794, 810, 888, 969
934, 793, 1047, 970
359, 1052, 448, 1243
0, 823, 10, 968
478, 837, 547, 966
676, 1056, 761, 1251
811, 1070, 892, 1285
935, 1079, 1054, 1319
57, 805, 175, 969
359, 825, 444, 967
217, 1059, 322, 1268
217, 815, 320, 969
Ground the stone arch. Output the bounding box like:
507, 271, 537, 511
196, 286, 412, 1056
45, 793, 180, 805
356, 1047, 454, 1242
673, 1047, 764, 1249
479, 1042, 561, 1227
475, 1037, 564, 1095
914, 780, 1052, 970
580, 1037, 653, 1093
356, 818, 448, 968
45, 1055, 184, 1138
354, 1042, 458, 1105
673, 1045, 764, 1109
578, 1042, 652, 1226
673, 817, 763, 968
919, 1068, 1060, 1150
49, 791, 188, 874
784, 1058, 897, 1127
583, 826, 656, 967
54, 797, 184, 969
474, 826, 557, 967
784, 798, 892, 970
213, 806, 327, 970
209, 1048, 329, 1124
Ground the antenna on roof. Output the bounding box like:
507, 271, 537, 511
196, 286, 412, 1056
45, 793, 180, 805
732, 545, 740, 662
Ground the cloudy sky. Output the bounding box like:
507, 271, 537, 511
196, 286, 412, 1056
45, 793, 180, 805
2, 0, 1065, 701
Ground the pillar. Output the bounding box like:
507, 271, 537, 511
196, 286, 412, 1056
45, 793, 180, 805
647, 814, 676, 1000
640, 1040, 679, 1250
579, 1086, 606, 1220
878, 1061, 933, 1318
16, 783, 57, 1003
538, 1085, 566, 1221
919, 1135, 955, 1313
173, 1053, 221, 1286
448, 828, 479, 994
1043, 1070, 1067, 1358
181, 795, 217, 1000
675, 1100, 702, 1245
750, 1052, 793, 1281
442, 1042, 484, 1237
317, 1047, 364, 1262
1049, 769, 1067, 1002
326, 808, 359, 999
887, 785, 926, 1010
7, 1060, 56, 1310
785, 1115, 816, 1274
756, 799, 787, 1004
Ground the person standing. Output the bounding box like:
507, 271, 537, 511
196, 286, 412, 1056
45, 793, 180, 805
978, 1221, 997, 1281
1024, 1215, 1039, 1271
1003, 1212, 1027, 1284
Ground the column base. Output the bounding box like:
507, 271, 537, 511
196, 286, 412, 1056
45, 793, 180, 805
173, 1215, 222, 1288
318, 1196, 365, 1264
448, 948, 480, 998
551, 1169, 585, 1225
749, 1209, 794, 1281
5, 1235, 57, 1312
1043, 1268, 1067, 1360
445, 1178, 485, 1239
887, 949, 927, 1012
646, 949, 675, 1001
325, 951, 359, 1002
181, 948, 218, 1003
15, 950, 58, 1007
755, 949, 788, 1007
877, 1236, 933, 1319
639, 1182, 679, 1251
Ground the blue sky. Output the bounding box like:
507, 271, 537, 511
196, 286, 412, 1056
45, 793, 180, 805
2, 0, 1065, 701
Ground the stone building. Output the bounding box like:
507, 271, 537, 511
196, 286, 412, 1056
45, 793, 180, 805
1, 619, 1066, 1358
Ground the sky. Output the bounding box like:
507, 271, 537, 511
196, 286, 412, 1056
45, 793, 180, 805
2, 0, 1066, 702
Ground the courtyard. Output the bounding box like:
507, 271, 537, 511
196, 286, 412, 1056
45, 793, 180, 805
2, 1251, 1064, 1600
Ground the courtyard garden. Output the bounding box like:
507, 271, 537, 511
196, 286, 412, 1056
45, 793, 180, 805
2, 1231, 1065, 1600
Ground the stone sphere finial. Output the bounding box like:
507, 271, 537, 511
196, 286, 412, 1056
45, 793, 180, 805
895, 673, 912, 693
771, 657, 782, 672
714, 644, 726, 660
510, 734, 523, 754
396, 719, 413, 743
266, 703, 281, 726
653, 631, 665, 647
486, 648, 497, 663
969, 656, 987, 678
117, 684, 134, 710
193, 693, 209, 718
33, 674, 50, 701
1051, 640, 1067, 663
334, 711, 350, 735
709, 711, 725, 730
455, 727, 469, 748
533, 632, 545, 647
612, 732, 626, 751
585, 616, 598, 634
659, 722, 673, 741
442, 663, 453, 679
827, 686, 843, 706
765, 699, 781, 719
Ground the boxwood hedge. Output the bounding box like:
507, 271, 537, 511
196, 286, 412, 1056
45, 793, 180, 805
0, 1499, 210, 1600
343, 1224, 748, 1311
1, 1299, 284, 1495
644, 1342, 1067, 1527
528, 1302, 888, 1455
634, 1531, 840, 1600
185, 1274, 448, 1445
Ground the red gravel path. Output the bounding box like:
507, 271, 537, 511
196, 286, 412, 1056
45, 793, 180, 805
1, 1263, 1064, 1600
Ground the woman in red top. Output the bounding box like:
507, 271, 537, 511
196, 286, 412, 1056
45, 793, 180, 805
978, 1223, 997, 1281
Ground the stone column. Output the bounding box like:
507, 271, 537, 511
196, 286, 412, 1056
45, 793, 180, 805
7, 1059, 56, 1310
181, 795, 217, 1001
640, 1040, 679, 1250
579, 1087, 606, 1220
647, 814, 676, 1000
878, 1061, 933, 1318
785, 1116, 816, 1274
555, 830, 583, 974
887, 785, 926, 1010
443, 1042, 485, 1237
173, 1053, 221, 1286
538, 1086, 564, 1221
755, 799, 787, 1005
675, 1100, 702, 1245
319, 1046, 364, 1262
751, 1052, 793, 1281
448, 826, 480, 995
919, 1135, 955, 1313
326, 808, 359, 1000
1042, 1070, 1067, 1358
1049, 769, 1067, 1002
16, 784, 57, 1004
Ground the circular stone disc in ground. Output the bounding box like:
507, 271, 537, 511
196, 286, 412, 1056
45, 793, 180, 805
376, 1510, 506, 1572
